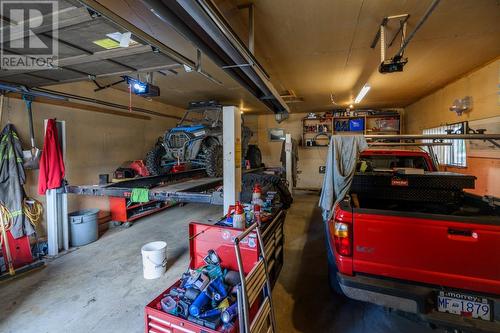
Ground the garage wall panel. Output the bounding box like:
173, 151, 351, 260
405, 58, 500, 197
0, 81, 183, 237
246, 113, 327, 189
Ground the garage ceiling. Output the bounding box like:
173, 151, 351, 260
214, 0, 500, 112
1, 0, 499, 115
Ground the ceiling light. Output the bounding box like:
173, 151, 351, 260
349, 104, 354, 109
354, 84, 371, 104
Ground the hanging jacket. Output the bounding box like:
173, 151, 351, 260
0, 124, 34, 238
38, 119, 65, 195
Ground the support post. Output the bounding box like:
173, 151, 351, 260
44, 119, 68, 255
285, 134, 293, 195
61, 191, 69, 251
46, 189, 59, 256
223, 106, 242, 214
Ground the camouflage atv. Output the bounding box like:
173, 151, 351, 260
146, 101, 262, 177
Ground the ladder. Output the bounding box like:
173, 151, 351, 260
233, 221, 277, 333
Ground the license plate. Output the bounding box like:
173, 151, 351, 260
437, 291, 492, 321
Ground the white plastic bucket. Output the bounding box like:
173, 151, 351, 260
141, 241, 167, 279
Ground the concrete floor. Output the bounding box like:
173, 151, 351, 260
0, 192, 440, 333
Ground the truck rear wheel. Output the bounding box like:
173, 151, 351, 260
146, 144, 166, 176
246, 144, 262, 169
205, 144, 223, 177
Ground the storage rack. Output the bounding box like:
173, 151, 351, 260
333, 115, 367, 135
301, 111, 402, 148
301, 116, 332, 148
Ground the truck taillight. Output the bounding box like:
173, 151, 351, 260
331, 220, 352, 257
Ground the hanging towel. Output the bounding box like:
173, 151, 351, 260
319, 135, 368, 221
38, 119, 65, 195
0, 124, 34, 238
131, 188, 149, 203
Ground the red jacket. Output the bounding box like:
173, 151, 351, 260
38, 119, 65, 195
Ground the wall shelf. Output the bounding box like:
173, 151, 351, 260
301, 112, 402, 147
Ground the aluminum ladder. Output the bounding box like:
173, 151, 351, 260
233, 220, 277, 333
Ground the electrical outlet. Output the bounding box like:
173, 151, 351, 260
319, 166, 326, 174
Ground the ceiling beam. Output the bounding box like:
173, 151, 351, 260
7, 93, 151, 120
0, 44, 153, 78
33, 63, 183, 86
57, 44, 153, 67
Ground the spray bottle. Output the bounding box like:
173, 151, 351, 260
252, 184, 264, 206
232, 201, 245, 229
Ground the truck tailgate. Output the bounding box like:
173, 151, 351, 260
353, 211, 500, 295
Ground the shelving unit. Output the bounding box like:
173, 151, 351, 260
301, 111, 402, 147
301, 116, 332, 148
365, 115, 401, 135
333, 116, 367, 135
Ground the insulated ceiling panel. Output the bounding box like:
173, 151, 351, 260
1, 35, 57, 56
33, 68, 87, 82
56, 19, 135, 54
0, 1, 181, 87
66, 60, 131, 76
112, 52, 179, 70
3, 74, 54, 87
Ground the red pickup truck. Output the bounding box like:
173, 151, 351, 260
325, 149, 500, 332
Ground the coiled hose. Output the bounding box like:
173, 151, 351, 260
23, 197, 43, 229
0, 204, 12, 246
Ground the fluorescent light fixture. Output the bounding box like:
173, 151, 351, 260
354, 83, 371, 104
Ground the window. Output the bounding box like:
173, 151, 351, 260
423, 122, 466, 167
357, 155, 430, 171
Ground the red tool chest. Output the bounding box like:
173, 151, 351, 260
144, 209, 286, 333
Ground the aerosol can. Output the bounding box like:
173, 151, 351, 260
232, 201, 245, 229
253, 204, 261, 225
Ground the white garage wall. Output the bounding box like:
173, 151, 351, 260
245, 113, 328, 189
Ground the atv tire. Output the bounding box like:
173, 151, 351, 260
205, 144, 223, 177
146, 144, 167, 176
246, 145, 262, 169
